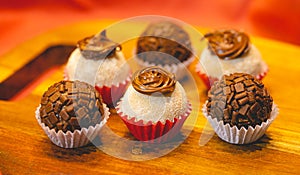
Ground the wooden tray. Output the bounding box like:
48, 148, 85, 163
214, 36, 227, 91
1, 20, 300, 175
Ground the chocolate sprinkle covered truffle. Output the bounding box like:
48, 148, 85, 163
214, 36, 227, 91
206, 73, 273, 129
136, 21, 192, 65
39, 80, 105, 133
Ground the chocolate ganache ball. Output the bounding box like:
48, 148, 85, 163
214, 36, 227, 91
39, 80, 105, 132
206, 73, 273, 129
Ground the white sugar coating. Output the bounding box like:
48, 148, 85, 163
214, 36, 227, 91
200, 44, 267, 79
119, 82, 188, 124
66, 48, 130, 86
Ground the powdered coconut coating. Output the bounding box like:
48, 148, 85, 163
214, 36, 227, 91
66, 48, 130, 86
200, 44, 267, 79
119, 82, 188, 124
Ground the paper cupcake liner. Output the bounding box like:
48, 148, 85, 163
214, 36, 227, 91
257, 62, 269, 80
64, 69, 131, 106
195, 63, 269, 89
116, 100, 192, 143
63, 68, 69, 81
202, 101, 278, 144
35, 103, 110, 148
95, 74, 131, 106
133, 50, 195, 80
195, 69, 218, 89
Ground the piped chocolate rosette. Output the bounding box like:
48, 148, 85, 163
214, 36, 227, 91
204, 29, 250, 60
116, 66, 192, 142
203, 73, 278, 144
135, 21, 194, 80
78, 30, 122, 59
36, 80, 110, 148
136, 21, 192, 65
132, 66, 176, 95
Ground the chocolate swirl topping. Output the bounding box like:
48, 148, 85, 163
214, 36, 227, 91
204, 29, 250, 60
136, 21, 192, 65
77, 30, 122, 60
132, 66, 176, 95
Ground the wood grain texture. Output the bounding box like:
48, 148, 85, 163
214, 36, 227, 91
1, 20, 300, 175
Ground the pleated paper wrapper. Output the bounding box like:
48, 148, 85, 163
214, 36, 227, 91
202, 101, 278, 144
116, 100, 192, 143
35, 103, 110, 148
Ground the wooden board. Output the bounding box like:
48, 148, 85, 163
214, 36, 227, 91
1, 20, 300, 175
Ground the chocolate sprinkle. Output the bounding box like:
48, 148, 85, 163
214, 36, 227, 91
39, 80, 105, 133
207, 73, 273, 129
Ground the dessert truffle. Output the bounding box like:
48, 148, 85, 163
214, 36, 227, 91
39, 80, 104, 132
196, 29, 268, 88
135, 21, 194, 79
36, 80, 110, 148
116, 66, 192, 142
136, 21, 192, 65
203, 73, 278, 144
65, 30, 131, 106
207, 73, 273, 129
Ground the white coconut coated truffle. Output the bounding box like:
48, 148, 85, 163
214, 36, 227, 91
66, 48, 130, 86
119, 82, 189, 124
199, 44, 267, 79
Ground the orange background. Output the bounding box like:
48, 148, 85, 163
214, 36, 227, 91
0, 0, 299, 56
1, 1, 300, 174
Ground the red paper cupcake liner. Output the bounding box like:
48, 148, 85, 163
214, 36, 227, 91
116, 102, 192, 143
64, 69, 131, 106
95, 75, 131, 106
196, 71, 218, 89
63, 68, 69, 80
195, 64, 268, 89
256, 68, 268, 80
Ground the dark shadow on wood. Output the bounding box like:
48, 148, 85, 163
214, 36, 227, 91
0, 45, 75, 100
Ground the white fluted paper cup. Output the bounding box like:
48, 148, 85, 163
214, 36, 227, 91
35, 103, 110, 148
202, 101, 279, 144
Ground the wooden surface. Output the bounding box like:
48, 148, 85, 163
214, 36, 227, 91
1, 20, 300, 175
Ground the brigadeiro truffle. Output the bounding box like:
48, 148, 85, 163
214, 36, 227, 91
203, 73, 278, 144
65, 30, 131, 106
116, 66, 192, 143
196, 29, 268, 88
35, 80, 110, 148
135, 21, 195, 79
